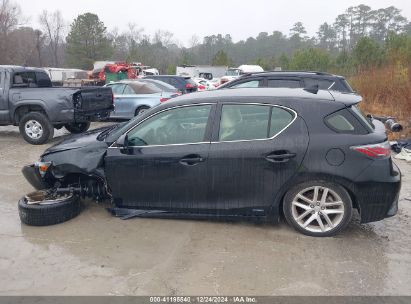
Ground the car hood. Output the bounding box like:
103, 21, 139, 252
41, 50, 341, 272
42, 125, 113, 156
40, 126, 114, 178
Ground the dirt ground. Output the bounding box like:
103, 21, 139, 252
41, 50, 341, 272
0, 123, 410, 296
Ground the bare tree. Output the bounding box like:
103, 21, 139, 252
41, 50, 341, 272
0, 0, 21, 63
153, 30, 174, 46
39, 10, 65, 67
188, 34, 200, 48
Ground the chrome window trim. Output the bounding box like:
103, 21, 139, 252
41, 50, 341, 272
108, 103, 214, 149
211, 103, 297, 144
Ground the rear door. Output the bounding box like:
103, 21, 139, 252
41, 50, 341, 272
206, 99, 309, 213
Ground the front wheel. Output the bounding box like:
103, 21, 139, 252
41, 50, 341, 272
283, 181, 353, 237
18, 190, 82, 226
19, 112, 54, 145
64, 122, 91, 134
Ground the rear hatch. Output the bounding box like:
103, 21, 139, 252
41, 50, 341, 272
184, 77, 198, 93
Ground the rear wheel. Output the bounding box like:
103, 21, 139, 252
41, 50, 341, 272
283, 181, 352, 237
64, 122, 91, 134
19, 112, 54, 145
135, 106, 150, 116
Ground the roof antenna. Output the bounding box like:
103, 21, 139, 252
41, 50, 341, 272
304, 84, 319, 94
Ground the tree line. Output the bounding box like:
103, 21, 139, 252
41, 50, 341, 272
1, 0, 411, 75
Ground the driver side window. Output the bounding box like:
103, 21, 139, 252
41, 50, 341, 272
127, 105, 212, 147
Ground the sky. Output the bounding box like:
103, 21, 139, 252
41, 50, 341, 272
14, 0, 411, 46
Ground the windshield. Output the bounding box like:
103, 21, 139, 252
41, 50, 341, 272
104, 118, 139, 143
226, 69, 240, 76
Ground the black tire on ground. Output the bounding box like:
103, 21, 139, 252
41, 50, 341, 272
283, 180, 353, 237
135, 106, 150, 116
64, 122, 91, 134
19, 112, 54, 145
18, 194, 82, 226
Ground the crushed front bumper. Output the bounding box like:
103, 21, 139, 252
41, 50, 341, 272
22, 165, 50, 190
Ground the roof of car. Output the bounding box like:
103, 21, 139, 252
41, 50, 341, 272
0, 65, 46, 73
170, 88, 361, 105
238, 71, 345, 78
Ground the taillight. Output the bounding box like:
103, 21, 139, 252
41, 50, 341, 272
160, 98, 169, 103
186, 83, 194, 89
198, 85, 206, 90
351, 141, 391, 159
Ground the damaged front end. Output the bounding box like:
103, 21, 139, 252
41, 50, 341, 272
22, 127, 114, 202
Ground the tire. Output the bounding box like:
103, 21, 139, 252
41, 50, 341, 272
18, 192, 82, 226
135, 106, 150, 116
283, 181, 353, 237
64, 122, 91, 134
19, 112, 54, 145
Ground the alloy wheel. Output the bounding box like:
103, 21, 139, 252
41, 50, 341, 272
291, 186, 345, 233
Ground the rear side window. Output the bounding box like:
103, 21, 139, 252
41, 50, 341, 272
218, 104, 295, 142
304, 78, 335, 90
186, 78, 197, 86
123, 85, 135, 95
325, 108, 369, 134
36, 72, 52, 87
108, 84, 126, 95
230, 80, 262, 88
267, 79, 301, 88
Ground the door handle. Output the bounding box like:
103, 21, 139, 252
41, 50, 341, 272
265, 152, 296, 163
179, 155, 204, 166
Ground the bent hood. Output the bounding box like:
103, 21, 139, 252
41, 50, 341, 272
42, 125, 114, 156
40, 125, 115, 178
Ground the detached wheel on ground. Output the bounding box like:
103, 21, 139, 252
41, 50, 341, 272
64, 122, 91, 134
135, 106, 150, 116
283, 181, 353, 237
19, 112, 54, 145
18, 190, 82, 226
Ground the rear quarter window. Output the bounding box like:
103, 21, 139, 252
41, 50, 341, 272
324, 108, 369, 135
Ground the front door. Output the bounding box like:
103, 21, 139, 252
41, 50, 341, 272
105, 103, 215, 211
206, 102, 309, 214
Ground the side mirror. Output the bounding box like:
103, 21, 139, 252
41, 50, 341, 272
116, 134, 131, 154
116, 133, 128, 147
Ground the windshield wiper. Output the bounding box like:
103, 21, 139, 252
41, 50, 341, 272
97, 124, 119, 141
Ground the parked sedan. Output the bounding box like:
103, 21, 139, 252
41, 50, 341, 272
143, 75, 198, 94
20, 88, 401, 237
137, 78, 181, 95
106, 80, 179, 119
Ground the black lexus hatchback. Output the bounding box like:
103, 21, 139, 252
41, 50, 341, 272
20, 88, 401, 237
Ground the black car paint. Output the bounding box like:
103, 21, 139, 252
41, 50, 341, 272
218, 71, 354, 93
143, 75, 198, 94
23, 88, 401, 224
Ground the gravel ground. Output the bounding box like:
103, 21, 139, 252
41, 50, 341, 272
0, 124, 410, 296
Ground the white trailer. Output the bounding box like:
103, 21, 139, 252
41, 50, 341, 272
176, 65, 228, 80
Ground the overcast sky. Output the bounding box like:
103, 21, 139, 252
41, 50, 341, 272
15, 0, 411, 46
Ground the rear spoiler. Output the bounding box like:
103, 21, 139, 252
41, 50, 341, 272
328, 91, 362, 106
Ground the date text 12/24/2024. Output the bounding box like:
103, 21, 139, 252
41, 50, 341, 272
150, 297, 257, 303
